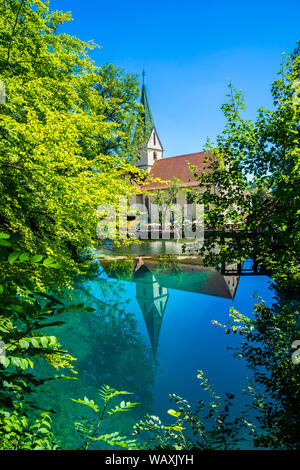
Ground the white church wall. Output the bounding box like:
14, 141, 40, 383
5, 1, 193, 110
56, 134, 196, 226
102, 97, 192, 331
136, 128, 163, 171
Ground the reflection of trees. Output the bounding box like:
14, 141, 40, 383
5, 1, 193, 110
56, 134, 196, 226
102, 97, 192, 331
78, 293, 155, 397
32, 279, 155, 449
103, 258, 135, 281
221, 286, 300, 449
155, 255, 184, 282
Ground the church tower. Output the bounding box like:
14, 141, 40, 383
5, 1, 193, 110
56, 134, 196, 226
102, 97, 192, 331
136, 81, 163, 172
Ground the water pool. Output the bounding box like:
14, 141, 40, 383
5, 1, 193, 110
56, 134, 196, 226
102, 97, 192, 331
34, 254, 275, 449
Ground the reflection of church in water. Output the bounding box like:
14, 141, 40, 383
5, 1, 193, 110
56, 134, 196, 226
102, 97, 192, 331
134, 258, 169, 358
101, 257, 240, 358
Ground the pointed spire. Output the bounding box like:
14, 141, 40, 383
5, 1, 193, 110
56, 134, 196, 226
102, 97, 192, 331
140, 79, 155, 138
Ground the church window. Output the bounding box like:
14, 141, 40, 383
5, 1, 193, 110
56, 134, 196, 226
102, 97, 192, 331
153, 132, 156, 145
153, 152, 157, 160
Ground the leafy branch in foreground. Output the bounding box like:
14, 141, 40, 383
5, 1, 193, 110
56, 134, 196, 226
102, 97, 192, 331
212, 290, 300, 449
133, 371, 252, 450
0, 233, 96, 411
0, 408, 58, 450
72, 385, 139, 450
0, 232, 96, 449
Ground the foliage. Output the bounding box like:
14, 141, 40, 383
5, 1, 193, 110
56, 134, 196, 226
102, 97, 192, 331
72, 385, 139, 450
152, 178, 181, 228
0, 0, 144, 290
0, 408, 58, 450
102, 257, 135, 281
152, 178, 180, 208
133, 371, 251, 450
191, 44, 300, 289
249, 183, 272, 205
213, 289, 300, 449
0, 0, 146, 448
0, 234, 96, 447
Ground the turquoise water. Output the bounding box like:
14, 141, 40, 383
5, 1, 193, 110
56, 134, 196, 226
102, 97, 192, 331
34, 254, 275, 449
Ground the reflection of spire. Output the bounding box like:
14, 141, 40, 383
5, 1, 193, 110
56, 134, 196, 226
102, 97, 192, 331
134, 261, 168, 358
100, 257, 241, 357
221, 263, 241, 300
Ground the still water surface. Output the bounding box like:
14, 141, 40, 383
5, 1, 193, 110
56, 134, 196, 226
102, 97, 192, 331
35, 244, 275, 449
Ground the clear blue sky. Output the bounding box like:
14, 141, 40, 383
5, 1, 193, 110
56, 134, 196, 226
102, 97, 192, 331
52, 0, 299, 157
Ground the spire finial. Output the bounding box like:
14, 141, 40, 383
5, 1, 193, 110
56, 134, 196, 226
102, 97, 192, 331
142, 69, 145, 85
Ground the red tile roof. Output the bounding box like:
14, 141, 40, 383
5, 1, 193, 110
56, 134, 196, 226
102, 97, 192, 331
141, 152, 215, 190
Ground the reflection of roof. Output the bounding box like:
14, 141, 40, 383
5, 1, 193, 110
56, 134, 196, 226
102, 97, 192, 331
100, 258, 240, 358
142, 260, 239, 299
100, 258, 239, 300
142, 152, 216, 190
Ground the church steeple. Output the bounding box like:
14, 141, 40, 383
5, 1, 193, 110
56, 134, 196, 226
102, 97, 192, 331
140, 84, 155, 139
136, 77, 164, 172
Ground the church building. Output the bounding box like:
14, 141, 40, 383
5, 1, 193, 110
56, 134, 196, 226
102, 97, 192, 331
134, 83, 214, 208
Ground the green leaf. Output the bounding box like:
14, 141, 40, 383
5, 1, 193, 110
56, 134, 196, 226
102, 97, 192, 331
43, 258, 56, 266
11, 357, 21, 367
19, 359, 29, 370
0, 239, 12, 247
40, 337, 48, 348
39, 428, 50, 434
19, 339, 30, 349
47, 263, 62, 269
71, 397, 100, 413
31, 255, 43, 263
165, 425, 185, 433
8, 251, 20, 263
31, 338, 40, 348
36, 292, 62, 304
167, 409, 181, 418
10, 304, 24, 313
19, 253, 30, 262
0, 356, 10, 368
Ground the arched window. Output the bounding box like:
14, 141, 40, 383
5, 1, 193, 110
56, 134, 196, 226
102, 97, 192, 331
153, 151, 157, 160
153, 132, 156, 145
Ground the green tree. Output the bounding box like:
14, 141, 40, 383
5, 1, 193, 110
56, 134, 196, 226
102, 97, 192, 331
152, 177, 180, 229
213, 289, 300, 449
0, 0, 143, 290
0, 0, 145, 450
192, 44, 300, 289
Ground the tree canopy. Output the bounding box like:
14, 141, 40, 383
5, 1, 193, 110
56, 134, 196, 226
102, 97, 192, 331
192, 44, 300, 289
0, 0, 143, 289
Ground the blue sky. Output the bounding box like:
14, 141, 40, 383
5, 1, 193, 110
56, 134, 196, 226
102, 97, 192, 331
52, 0, 299, 157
